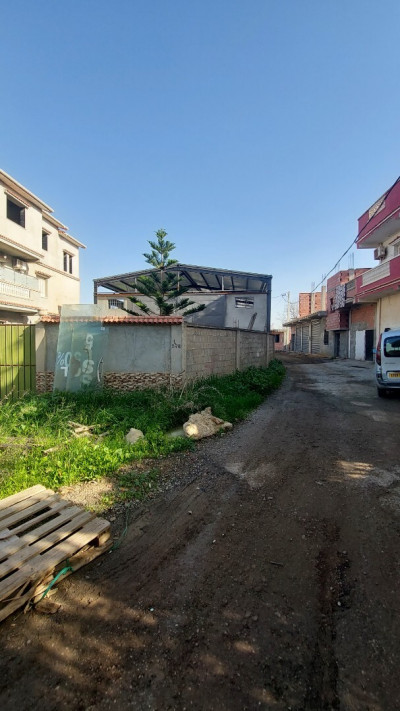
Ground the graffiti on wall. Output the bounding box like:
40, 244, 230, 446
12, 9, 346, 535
54, 321, 109, 392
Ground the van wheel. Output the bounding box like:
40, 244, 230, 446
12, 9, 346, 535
377, 387, 387, 398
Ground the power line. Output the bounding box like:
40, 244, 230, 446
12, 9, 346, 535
310, 175, 400, 294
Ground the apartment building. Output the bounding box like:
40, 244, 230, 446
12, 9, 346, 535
0, 169, 85, 323
356, 179, 400, 334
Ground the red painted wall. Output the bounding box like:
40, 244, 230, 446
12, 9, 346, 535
358, 180, 400, 245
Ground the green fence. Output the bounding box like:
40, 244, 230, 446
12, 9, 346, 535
0, 325, 36, 399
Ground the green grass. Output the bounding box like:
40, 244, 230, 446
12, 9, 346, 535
0, 359, 285, 501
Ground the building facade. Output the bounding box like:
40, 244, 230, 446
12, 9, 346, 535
356, 179, 400, 335
0, 169, 85, 324
94, 264, 272, 332
325, 269, 373, 359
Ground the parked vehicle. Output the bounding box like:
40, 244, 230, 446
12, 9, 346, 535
375, 329, 400, 397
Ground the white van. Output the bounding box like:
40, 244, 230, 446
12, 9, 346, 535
376, 328, 400, 397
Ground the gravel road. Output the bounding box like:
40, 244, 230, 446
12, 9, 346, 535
1, 354, 400, 711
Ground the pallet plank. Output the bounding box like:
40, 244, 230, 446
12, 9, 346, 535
0, 485, 48, 512
0, 517, 110, 601
0, 510, 95, 581
9, 498, 73, 537
0, 493, 63, 530
0, 486, 111, 622
0, 506, 85, 560
0, 491, 55, 524
0, 507, 93, 574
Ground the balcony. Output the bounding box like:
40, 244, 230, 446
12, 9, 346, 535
357, 181, 400, 248
356, 254, 400, 302
0, 264, 40, 303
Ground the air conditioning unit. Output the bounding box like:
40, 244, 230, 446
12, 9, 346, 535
13, 258, 28, 272
374, 245, 387, 260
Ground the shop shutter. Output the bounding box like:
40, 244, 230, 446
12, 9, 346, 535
295, 326, 302, 352
301, 324, 309, 353
311, 319, 321, 353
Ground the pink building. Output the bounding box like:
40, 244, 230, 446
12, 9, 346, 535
326, 269, 372, 358
356, 179, 400, 334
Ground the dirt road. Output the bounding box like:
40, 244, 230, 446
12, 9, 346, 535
1, 355, 400, 710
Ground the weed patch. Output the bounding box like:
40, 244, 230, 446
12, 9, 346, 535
0, 360, 285, 502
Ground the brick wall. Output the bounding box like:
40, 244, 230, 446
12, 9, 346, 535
326, 311, 349, 330
104, 372, 184, 391
350, 303, 375, 329
299, 292, 322, 317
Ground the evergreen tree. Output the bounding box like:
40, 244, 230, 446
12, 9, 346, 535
125, 229, 205, 316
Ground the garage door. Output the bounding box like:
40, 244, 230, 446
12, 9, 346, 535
311, 320, 321, 354
301, 324, 309, 353
295, 326, 302, 352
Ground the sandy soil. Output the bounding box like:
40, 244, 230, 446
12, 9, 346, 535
1, 354, 400, 710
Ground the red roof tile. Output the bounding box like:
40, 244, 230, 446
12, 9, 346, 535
39, 315, 183, 325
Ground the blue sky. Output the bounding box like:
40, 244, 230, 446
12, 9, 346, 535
1, 0, 399, 326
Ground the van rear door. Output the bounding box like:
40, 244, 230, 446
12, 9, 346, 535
381, 332, 400, 383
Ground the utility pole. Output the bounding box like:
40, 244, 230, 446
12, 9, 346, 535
286, 291, 291, 349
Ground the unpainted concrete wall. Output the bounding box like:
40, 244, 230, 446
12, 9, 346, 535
349, 304, 376, 359
36, 321, 275, 392
184, 324, 274, 382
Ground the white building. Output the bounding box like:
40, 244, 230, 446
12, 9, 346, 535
0, 169, 85, 324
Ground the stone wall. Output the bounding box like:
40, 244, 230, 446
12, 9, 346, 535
36, 372, 55, 394
103, 372, 184, 391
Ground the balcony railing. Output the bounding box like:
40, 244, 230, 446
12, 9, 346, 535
361, 261, 390, 287
0, 264, 39, 301
356, 254, 400, 300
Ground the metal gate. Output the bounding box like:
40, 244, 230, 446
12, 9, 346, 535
301, 324, 309, 353
0, 325, 36, 399
311, 319, 321, 353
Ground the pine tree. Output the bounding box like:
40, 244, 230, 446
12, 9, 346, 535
125, 229, 205, 316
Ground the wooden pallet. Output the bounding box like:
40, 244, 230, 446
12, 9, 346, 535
0, 485, 112, 622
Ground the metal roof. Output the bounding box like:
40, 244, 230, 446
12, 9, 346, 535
94, 263, 272, 295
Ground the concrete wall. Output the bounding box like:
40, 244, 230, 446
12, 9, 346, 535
36, 320, 275, 392
98, 290, 269, 332
349, 303, 376, 359
224, 293, 268, 331
184, 324, 274, 382
377, 293, 400, 334
103, 324, 183, 374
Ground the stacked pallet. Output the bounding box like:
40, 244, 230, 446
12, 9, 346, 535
0, 485, 111, 622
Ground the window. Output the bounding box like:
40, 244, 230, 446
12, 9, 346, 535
274, 334, 280, 343
235, 297, 254, 308
384, 336, 400, 357
7, 197, 25, 227
42, 231, 49, 250
63, 252, 73, 274
37, 277, 48, 297
324, 330, 329, 345
108, 298, 124, 309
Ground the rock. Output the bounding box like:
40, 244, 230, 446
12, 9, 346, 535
125, 428, 144, 445
183, 407, 233, 440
